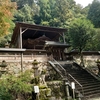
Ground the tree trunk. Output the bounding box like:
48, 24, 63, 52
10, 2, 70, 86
80, 51, 84, 67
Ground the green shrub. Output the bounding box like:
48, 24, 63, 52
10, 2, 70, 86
0, 70, 33, 100
0, 86, 12, 100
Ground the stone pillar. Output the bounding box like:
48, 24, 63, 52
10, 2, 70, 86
63, 79, 71, 100
76, 93, 82, 100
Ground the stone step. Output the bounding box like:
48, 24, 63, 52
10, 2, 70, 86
76, 83, 100, 90
84, 86, 100, 92
84, 89, 100, 96
63, 62, 100, 99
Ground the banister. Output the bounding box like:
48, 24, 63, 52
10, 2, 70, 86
68, 73, 84, 96
52, 58, 67, 75
68, 74, 82, 87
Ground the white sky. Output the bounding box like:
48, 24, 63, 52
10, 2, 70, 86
74, 0, 93, 7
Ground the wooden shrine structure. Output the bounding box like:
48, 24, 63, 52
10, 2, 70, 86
10, 22, 70, 61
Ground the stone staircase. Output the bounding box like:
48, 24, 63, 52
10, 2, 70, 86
62, 62, 100, 100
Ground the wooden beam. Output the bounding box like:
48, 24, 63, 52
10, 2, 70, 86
21, 27, 63, 33
21, 28, 28, 34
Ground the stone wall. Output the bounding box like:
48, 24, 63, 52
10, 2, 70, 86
73, 55, 100, 67
0, 54, 49, 74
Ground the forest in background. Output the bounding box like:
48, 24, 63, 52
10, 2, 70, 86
0, 0, 100, 51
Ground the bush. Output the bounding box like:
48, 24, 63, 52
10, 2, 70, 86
0, 70, 33, 100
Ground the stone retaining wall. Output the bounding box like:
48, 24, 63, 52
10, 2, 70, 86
0, 54, 49, 74
73, 55, 100, 67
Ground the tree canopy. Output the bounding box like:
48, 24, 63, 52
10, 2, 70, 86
0, 0, 16, 36
87, 0, 100, 28
69, 18, 94, 52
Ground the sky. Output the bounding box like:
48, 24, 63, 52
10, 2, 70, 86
74, 0, 93, 7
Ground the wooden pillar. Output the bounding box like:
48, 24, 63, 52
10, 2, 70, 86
20, 27, 22, 49
20, 27, 23, 72
54, 48, 56, 60
17, 33, 21, 48
63, 32, 66, 44
21, 52, 23, 72
51, 47, 54, 59
62, 49, 65, 61
59, 49, 62, 60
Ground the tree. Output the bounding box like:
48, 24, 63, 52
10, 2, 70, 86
14, 4, 34, 23
0, 0, 16, 36
11, 0, 35, 9
73, 4, 86, 19
49, 0, 73, 27
89, 28, 100, 50
81, 4, 91, 17
35, 0, 75, 27
87, 0, 100, 28
34, 0, 51, 26
12, 0, 39, 23
68, 18, 94, 66
0, 33, 12, 47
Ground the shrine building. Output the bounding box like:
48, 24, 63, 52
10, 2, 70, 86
10, 22, 70, 61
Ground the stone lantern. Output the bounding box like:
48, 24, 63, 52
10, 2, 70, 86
0, 60, 7, 76
32, 59, 40, 77
5, 42, 9, 48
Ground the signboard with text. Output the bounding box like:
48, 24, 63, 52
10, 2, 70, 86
34, 86, 39, 93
